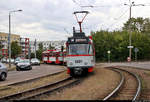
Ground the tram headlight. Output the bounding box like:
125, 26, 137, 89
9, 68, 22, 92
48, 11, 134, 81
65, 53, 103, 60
84, 62, 88, 65
69, 61, 73, 65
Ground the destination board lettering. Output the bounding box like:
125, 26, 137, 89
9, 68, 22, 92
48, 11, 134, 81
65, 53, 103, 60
75, 39, 87, 42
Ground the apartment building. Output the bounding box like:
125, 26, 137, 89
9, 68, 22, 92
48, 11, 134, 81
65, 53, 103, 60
0, 32, 30, 58
0, 32, 20, 49
0, 32, 20, 57
30, 40, 66, 53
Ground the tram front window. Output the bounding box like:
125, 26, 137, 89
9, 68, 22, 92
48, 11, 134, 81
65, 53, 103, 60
69, 44, 92, 55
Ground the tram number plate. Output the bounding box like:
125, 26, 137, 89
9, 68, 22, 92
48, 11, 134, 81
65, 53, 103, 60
75, 60, 82, 63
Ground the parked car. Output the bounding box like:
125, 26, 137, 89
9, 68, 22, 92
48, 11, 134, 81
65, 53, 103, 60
11, 59, 15, 64
1, 58, 7, 63
0, 62, 7, 81
6, 58, 15, 64
16, 59, 32, 71
15, 57, 22, 65
31, 58, 40, 65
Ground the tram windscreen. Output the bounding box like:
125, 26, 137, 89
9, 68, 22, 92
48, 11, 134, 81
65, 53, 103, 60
69, 44, 93, 55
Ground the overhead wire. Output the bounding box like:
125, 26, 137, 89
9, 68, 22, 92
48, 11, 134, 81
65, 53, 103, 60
107, 8, 129, 31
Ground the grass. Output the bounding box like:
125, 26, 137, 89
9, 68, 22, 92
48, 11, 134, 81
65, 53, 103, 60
0, 86, 11, 91
8, 66, 16, 71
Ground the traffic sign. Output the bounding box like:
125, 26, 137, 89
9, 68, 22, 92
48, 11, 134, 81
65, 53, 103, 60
127, 57, 131, 62
127, 46, 134, 48
134, 48, 139, 52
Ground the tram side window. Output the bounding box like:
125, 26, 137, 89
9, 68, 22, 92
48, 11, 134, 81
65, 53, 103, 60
88, 45, 93, 55
49, 52, 52, 56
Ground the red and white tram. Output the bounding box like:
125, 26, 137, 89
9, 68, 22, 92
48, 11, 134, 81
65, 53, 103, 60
66, 30, 95, 76
66, 11, 95, 76
42, 50, 56, 64
42, 50, 66, 65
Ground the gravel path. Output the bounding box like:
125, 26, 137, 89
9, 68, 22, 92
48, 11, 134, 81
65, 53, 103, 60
41, 66, 121, 100
97, 61, 150, 70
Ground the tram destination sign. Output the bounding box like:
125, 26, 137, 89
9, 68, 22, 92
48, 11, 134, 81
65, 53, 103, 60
75, 38, 87, 42
68, 37, 89, 43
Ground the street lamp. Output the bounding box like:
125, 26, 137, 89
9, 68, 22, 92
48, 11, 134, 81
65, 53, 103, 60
8, 9, 22, 68
107, 50, 111, 63
124, 1, 144, 62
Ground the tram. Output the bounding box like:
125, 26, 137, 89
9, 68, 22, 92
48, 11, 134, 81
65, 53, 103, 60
42, 50, 56, 64
42, 50, 66, 65
66, 11, 95, 76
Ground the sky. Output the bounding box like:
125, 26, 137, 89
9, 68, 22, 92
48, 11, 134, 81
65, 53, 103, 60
0, 0, 150, 41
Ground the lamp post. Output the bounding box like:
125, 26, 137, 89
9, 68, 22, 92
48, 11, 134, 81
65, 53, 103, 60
8, 9, 22, 68
124, 1, 144, 62
107, 50, 111, 63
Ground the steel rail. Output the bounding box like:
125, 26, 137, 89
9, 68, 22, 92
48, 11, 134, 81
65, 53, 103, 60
0, 76, 72, 100
114, 67, 141, 101
104, 67, 141, 101
21, 79, 80, 100
103, 69, 125, 100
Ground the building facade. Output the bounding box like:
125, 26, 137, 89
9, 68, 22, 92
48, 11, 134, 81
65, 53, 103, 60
0, 32, 29, 58
0, 32, 20, 49
30, 40, 66, 53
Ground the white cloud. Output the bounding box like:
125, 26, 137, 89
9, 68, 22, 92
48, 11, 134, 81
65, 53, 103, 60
0, 0, 150, 41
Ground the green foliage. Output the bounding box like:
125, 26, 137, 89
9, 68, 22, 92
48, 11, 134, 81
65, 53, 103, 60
36, 42, 43, 60
0, 40, 4, 49
11, 41, 22, 58
49, 44, 55, 50
31, 53, 35, 58
38, 43, 43, 50
36, 50, 43, 60
123, 17, 150, 33
92, 30, 150, 62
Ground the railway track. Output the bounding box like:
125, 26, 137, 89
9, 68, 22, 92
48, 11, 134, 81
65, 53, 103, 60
103, 67, 141, 101
114, 66, 150, 100
0, 76, 80, 100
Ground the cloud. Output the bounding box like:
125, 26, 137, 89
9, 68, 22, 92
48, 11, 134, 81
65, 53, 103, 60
0, 0, 150, 41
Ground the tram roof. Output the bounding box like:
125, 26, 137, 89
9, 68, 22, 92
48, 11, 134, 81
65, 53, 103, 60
67, 32, 89, 44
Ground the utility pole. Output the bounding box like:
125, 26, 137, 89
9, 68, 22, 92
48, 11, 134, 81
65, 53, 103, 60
124, 1, 144, 62
129, 3, 132, 62
8, 13, 11, 68
28, 43, 31, 63
34, 39, 37, 58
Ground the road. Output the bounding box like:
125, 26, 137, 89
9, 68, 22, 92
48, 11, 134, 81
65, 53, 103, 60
97, 61, 150, 70
0, 64, 66, 86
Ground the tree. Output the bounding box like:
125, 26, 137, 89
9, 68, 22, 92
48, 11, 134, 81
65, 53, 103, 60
0, 40, 4, 49
122, 17, 150, 33
49, 44, 55, 50
36, 42, 43, 60
31, 52, 35, 58
11, 41, 22, 58
38, 43, 43, 50
92, 30, 150, 62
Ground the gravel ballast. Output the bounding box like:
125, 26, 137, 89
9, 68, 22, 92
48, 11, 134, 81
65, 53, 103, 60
42, 66, 121, 100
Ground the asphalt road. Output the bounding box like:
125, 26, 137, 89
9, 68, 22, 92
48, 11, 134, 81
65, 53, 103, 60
97, 61, 150, 70
0, 64, 66, 86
